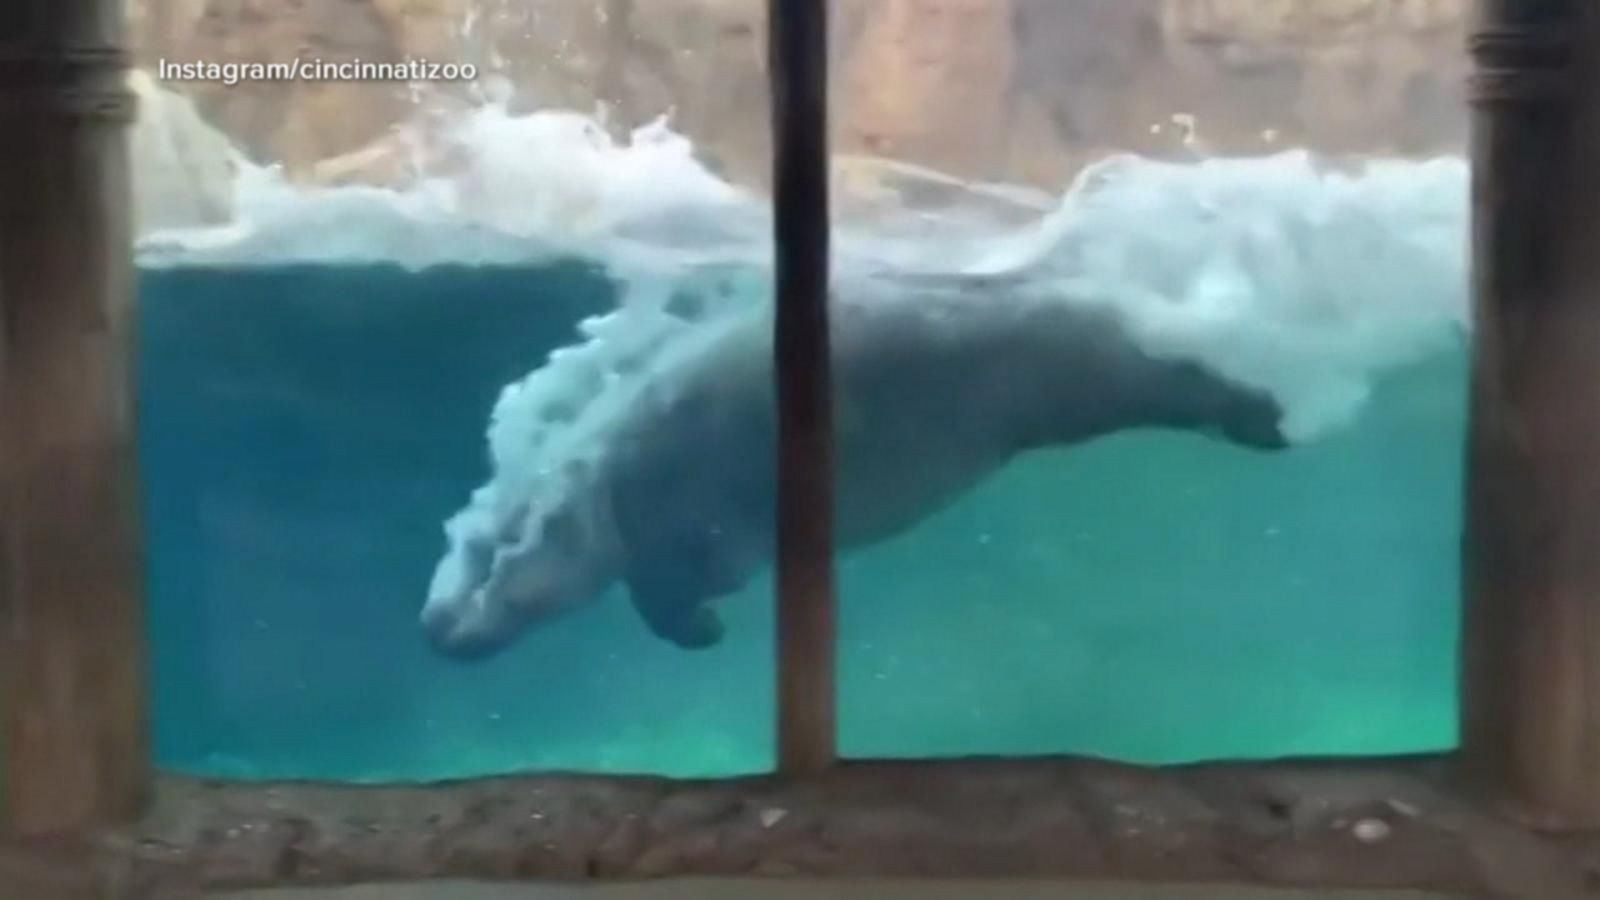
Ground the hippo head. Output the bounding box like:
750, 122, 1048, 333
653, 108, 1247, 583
420, 470, 624, 661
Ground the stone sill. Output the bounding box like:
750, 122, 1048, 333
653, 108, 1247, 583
11, 755, 1600, 899
218, 881, 1455, 900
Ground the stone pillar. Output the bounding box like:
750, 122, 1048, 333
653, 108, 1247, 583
0, 0, 148, 836
1460, 0, 1600, 830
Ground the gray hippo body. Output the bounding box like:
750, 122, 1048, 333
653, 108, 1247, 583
421, 273, 1288, 658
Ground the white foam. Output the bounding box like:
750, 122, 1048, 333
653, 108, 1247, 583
423, 146, 1469, 604
963, 151, 1469, 440
136, 103, 768, 271
132, 96, 1469, 447
122, 95, 1469, 616
428, 270, 763, 626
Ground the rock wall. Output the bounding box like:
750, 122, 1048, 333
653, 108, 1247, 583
128, 0, 1470, 191
128, 69, 238, 233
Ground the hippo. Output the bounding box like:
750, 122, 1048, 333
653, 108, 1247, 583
420, 271, 1289, 659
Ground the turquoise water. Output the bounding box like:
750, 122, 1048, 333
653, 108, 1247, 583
838, 353, 1461, 760
137, 258, 1462, 781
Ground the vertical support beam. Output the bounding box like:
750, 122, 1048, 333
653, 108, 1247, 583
1461, 0, 1600, 830
767, 0, 837, 775
0, 0, 147, 836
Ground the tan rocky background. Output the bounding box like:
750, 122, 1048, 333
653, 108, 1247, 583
127, 0, 1470, 193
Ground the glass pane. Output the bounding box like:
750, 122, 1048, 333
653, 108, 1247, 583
831, 0, 1469, 761
133, 2, 777, 779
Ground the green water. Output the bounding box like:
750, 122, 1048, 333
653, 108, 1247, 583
836, 353, 1462, 761
138, 263, 1462, 780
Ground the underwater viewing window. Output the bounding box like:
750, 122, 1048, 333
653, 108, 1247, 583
8, 0, 1600, 898
123, 0, 1473, 788
829, 157, 1469, 763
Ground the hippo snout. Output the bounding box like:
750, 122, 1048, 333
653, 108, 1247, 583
421, 603, 511, 663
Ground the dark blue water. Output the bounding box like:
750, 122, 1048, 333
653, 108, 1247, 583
137, 261, 1463, 781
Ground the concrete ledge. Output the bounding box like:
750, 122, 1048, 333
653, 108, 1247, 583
217, 880, 1453, 899
75, 755, 1600, 899
0, 835, 101, 899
